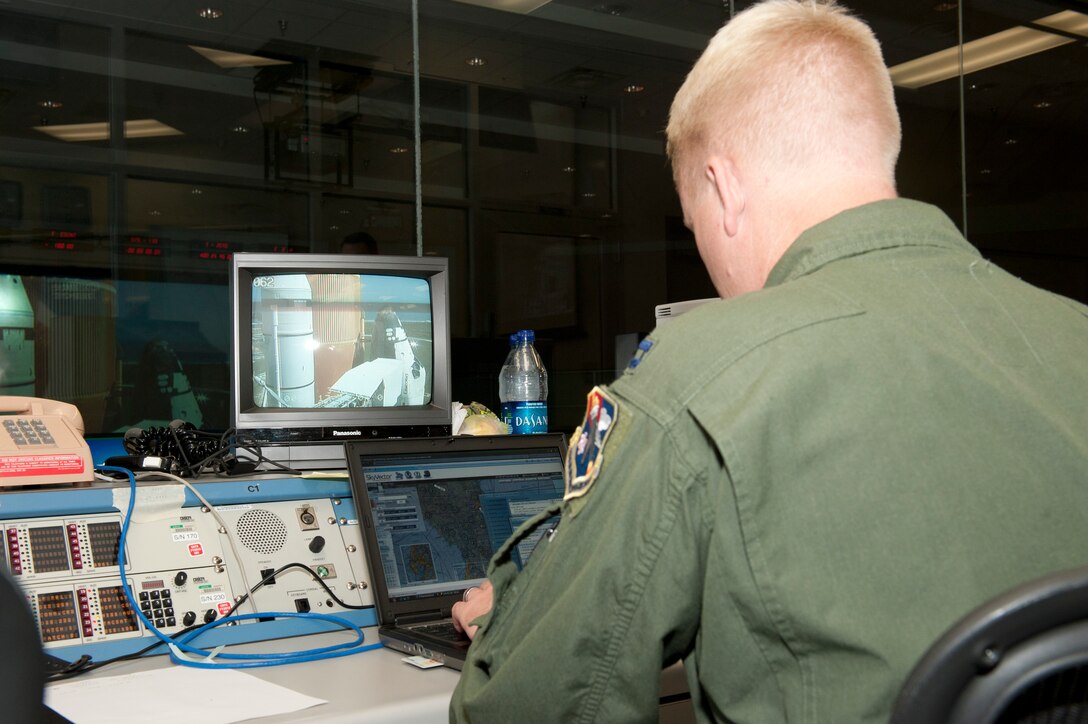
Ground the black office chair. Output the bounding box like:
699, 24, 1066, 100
0, 566, 47, 723
890, 564, 1088, 724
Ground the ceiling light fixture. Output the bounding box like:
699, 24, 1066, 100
38, 100, 63, 109
390, 146, 409, 154
450, 0, 552, 15
190, 46, 291, 68
888, 10, 1088, 89
198, 8, 223, 20
623, 84, 645, 93
465, 56, 487, 67
32, 119, 183, 142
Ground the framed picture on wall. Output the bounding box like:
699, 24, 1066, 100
494, 232, 577, 332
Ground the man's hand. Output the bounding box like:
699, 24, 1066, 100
452, 580, 493, 640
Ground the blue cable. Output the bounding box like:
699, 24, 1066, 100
100, 466, 384, 668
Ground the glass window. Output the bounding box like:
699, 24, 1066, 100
0, 0, 1083, 437
0, 12, 110, 152
125, 178, 307, 261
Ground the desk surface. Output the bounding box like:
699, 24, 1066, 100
47, 628, 691, 723
48, 628, 461, 724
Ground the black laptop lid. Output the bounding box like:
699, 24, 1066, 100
347, 434, 567, 624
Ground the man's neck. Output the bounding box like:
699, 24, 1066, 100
751, 177, 898, 289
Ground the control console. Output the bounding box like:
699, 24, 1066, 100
2, 477, 375, 660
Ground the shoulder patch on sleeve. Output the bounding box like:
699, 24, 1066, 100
565, 386, 618, 501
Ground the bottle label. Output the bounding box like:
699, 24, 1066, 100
501, 401, 548, 435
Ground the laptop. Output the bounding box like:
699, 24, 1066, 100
346, 433, 568, 669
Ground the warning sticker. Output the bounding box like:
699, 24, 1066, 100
187, 543, 204, 557
0, 455, 85, 477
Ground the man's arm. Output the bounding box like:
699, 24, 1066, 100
450, 406, 710, 723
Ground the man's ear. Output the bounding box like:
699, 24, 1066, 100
706, 157, 745, 238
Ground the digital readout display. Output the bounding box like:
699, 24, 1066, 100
37, 591, 80, 642
87, 522, 121, 567
97, 586, 139, 635
28, 526, 70, 573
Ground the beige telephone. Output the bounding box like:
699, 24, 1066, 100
0, 396, 94, 486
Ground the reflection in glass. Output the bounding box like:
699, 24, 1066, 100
0, 0, 1080, 437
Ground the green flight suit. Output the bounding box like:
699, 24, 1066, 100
450, 199, 1088, 724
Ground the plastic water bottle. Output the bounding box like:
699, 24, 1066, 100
496, 332, 517, 418
499, 329, 548, 434
502, 332, 517, 370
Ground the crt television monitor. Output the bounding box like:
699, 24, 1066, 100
230, 252, 452, 470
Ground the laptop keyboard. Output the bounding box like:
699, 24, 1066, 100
414, 622, 470, 642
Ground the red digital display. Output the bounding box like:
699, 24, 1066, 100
45, 230, 89, 252
97, 586, 139, 635
37, 591, 80, 642
87, 521, 121, 567
28, 526, 70, 573
125, 235, 163, 256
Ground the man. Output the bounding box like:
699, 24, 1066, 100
450, 1, 1088, 722
340, 231, 378, 255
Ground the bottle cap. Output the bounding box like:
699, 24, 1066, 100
519, 329, 535, 343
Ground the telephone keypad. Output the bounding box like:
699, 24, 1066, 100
3, 418, 56, 447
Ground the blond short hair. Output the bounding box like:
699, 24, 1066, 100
666, 0, 900, 191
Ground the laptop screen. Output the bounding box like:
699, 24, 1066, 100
351, 436, 566, 602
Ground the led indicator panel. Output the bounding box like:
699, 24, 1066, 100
37, 591, 80, 642
97, 586, 140, 635
28, 526, 70, 573
87, 522, 121, 567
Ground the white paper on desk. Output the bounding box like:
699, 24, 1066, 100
45, 666, 327, 724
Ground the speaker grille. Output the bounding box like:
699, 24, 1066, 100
235, 509, 288, 555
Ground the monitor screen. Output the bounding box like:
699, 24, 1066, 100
230, 253, 452, 470
250, 272, 434, 409
358, 444, 565, 600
